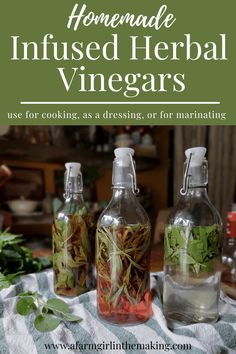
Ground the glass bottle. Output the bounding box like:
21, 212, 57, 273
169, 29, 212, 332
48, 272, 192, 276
52, 162, 94, 297
163, 147, 222, 325
96, 148, 152, 325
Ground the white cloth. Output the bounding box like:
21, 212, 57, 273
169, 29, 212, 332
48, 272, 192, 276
0, 270, 235, 354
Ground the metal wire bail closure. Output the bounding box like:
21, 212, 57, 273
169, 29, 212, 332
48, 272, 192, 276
129, 152, 140, 195
180, 153, 192, 196
64, 166, 72, 199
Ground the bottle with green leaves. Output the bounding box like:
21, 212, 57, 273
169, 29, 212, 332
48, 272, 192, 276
96, 148, 152, 325
52, 162, 94, 297
163, 147, 222, 326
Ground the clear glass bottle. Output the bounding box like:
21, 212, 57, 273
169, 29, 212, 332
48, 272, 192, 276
52, 162, 94, 297
96, 148, 152, 325
163, 147, 222, 325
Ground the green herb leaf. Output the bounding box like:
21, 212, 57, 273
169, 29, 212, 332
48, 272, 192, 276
110, 285, 124, 307
136, 272, 149, 300
0, 229, 51, 290
110, 254, 123, 284
0, 272, 24, 290
180, 252, 196, 265
0, 230, 24, 251
16, 297, 36, 316
164, 224, 221, 275
34, 314, 61, 332
0, 273, 12, 290
164, 233, 173, 258
53, 213, 93, 296
124, 263, 132, 284
16, 290, 83, 332
2, 249, 21, 259
96, 224, 151, 310
18, 291, 37, 298
61, 313, 82, 322
124, 285, 136, 305
79, 207, 87, 216
45, 298, 70, 314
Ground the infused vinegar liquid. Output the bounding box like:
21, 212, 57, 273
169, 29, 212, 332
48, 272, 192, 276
163, 224, 221, 324
96, 224, 152, 324
163, 268, 221, 324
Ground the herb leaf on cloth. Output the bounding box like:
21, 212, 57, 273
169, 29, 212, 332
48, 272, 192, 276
16, 291, 82, 332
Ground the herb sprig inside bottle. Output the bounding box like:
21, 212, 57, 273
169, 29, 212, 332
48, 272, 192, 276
163, 147, 222, 325
52, 162, 94, 297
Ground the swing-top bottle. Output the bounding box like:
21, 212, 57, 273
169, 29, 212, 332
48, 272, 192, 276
96, 148, 152, 324
52, 162, 94, 297
163, 147, 222, 325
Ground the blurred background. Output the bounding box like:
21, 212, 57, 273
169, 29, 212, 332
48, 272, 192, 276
0, 125, 235, 254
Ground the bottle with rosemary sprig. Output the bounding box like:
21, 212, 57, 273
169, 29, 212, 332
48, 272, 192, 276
52, 162, 94, 297
96, 148, 152, 325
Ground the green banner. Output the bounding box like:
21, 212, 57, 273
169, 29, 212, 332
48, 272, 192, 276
0, 0, 235, 125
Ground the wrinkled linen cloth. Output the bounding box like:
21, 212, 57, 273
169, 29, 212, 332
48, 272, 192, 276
0, 270, 236, 354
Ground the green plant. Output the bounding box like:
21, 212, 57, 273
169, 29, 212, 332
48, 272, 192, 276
16, 291, 81, 332
164, 224, 221, 275
0, 230, 51, 290
96, 224, 151, 308
52, 210, 93, 296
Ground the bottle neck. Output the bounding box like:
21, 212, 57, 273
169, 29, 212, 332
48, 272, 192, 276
64, 175, 83, 198
184, 186, 208, 198
112, 154, 139, 194
64, 193, 84, 203
112, 186, 135, 200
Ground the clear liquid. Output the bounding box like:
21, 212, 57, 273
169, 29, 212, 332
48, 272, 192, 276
163, 270, 221, 325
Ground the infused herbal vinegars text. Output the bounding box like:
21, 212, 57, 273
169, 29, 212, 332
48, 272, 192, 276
96, 148, 152, 324
52, 162, 94, 297
163, 147, 222, 326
